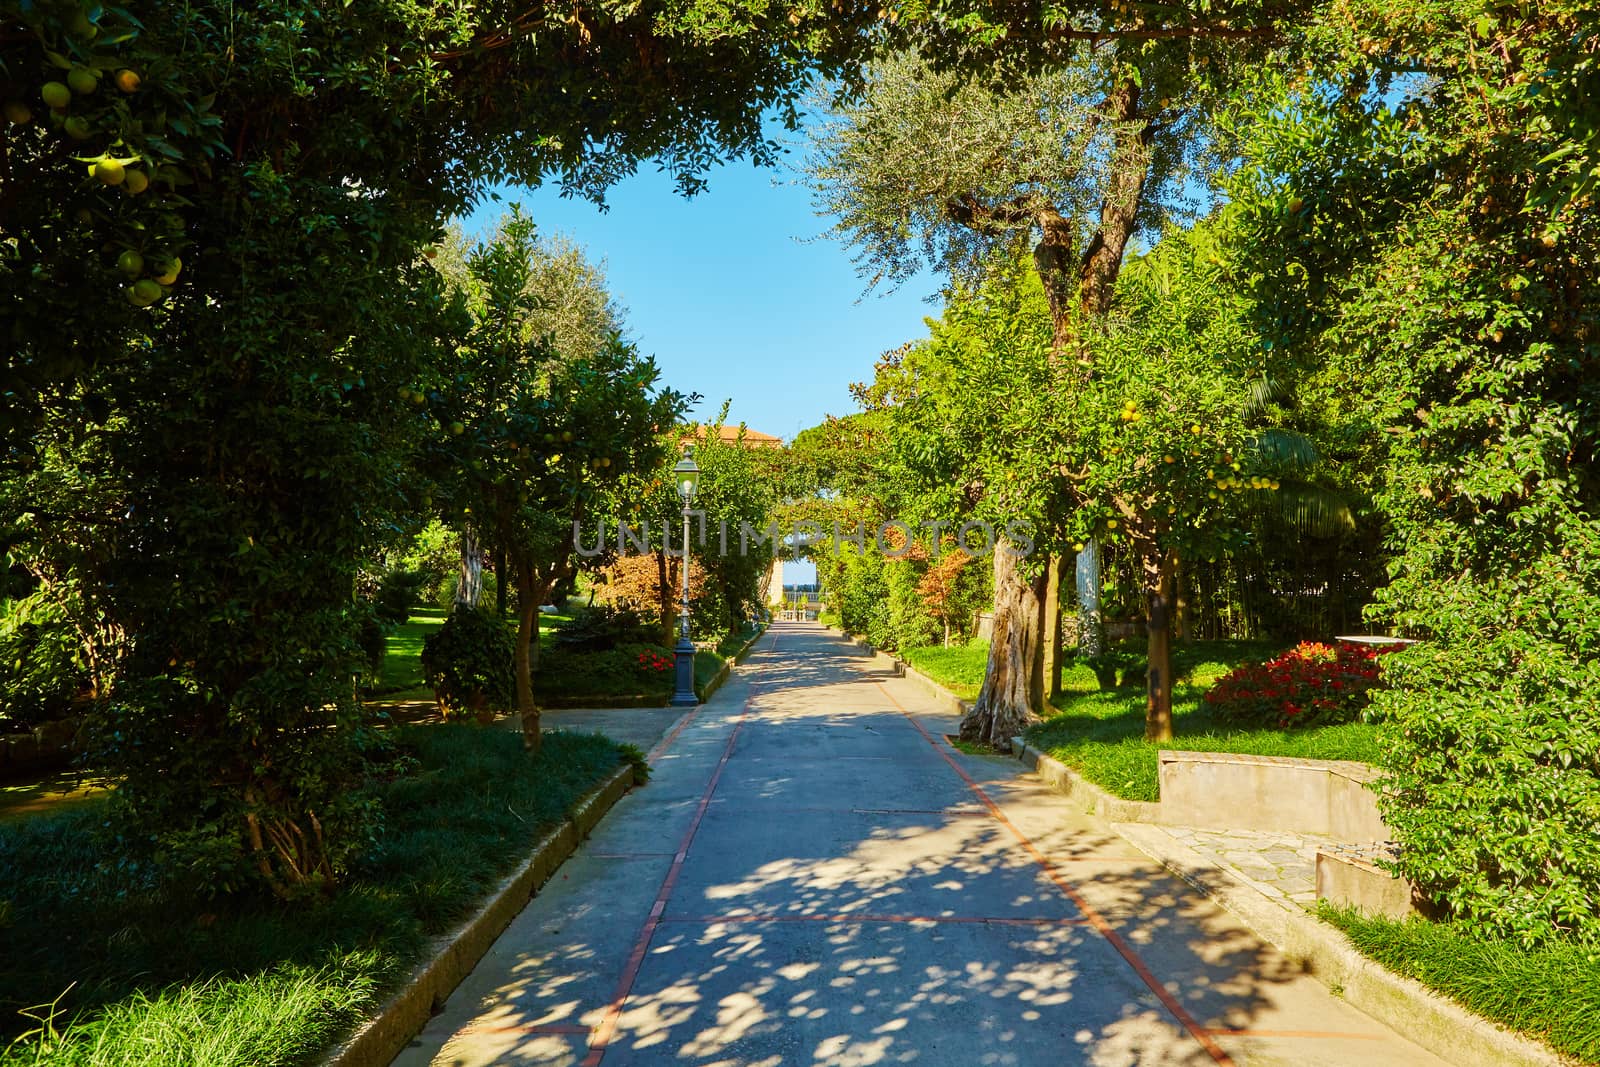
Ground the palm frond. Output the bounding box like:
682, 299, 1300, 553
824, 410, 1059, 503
1242, 376, 1295, 418
1266, 483, 1358, 537
1248, 428, 1320, 469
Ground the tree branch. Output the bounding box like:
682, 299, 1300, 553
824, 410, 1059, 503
943, 192, 1034, 235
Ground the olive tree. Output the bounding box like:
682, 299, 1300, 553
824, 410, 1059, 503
806, 44, 1216, 744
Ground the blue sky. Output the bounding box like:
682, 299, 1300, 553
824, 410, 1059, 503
460, 144, 940, 442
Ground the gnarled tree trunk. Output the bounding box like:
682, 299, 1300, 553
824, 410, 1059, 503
961, 544, 1047, 749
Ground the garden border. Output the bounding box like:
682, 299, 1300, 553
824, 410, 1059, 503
1010, 739, 1165, 824
318, 761, 636, 1067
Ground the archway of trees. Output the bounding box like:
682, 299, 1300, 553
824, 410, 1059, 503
2, 0, 1595, 1017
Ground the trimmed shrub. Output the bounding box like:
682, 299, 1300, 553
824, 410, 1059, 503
1373, 551, 1600, 947
420, 606, 515, 719
1204, 641, 1390, 729
374, 568, 427, 628
556, 605, 656, 652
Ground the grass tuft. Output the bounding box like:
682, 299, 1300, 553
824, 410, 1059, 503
1320, 905, 1600, 1064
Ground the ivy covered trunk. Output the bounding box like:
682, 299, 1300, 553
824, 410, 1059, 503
962, 545, 1045, 749
1143, 547, 1178, 742
1075, 540, 1106, 656
456, 527, 483, 608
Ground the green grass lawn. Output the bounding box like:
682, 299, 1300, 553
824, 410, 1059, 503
1320, 906, 1600, 1065
902, 643, 990, 700
0, 726, 633, 1066
1016, 638, 1380, 802
370, 607, 446, 700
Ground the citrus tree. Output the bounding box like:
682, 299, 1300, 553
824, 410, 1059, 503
1064, 226, 1291, 739
805, 34, 1266, 741
0, 0, 876, 896
425, 211, 687, 754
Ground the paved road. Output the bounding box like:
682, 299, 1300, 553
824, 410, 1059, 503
395, 622, 1446, 1067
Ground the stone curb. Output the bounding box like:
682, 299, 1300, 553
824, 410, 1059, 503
319, 762, 637, 1067
899, 664, 972, 717
731, 624, 769, 666
1010, 739, 1164, 824
699, 625, 770, 704
1113, 821, 1571, 1067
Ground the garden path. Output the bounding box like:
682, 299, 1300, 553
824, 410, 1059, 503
393, 621, 1445, 1067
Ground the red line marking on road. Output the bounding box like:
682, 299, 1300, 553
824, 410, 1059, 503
642, 631, 771, 764
658, 913, 1093, 926
465, 1023, 593, 1035
581, 697, 752, 1067
876, 681, 1237, 1067
1201, 1029, 1387, 1041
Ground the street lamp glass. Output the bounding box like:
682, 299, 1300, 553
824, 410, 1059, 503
674, 448, 700, 501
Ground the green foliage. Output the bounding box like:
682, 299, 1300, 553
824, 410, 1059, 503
806, 48, 1108, 291
394, 522, 461, 606
554, 605, 656, 653
821, 539, 893, 649
1223, 3, 1599, 945
420, 607, 515, 719
1, 0, 873, 897
0, 593, 85, 729
373, 570, 426, 630
1321, 906, 1600, 1064
1372, 550, 1600, 946
684, 420, 780, 633
0, 727, 628, 1064
884, 554, 940, 651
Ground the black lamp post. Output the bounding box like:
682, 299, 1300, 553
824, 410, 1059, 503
670, 446, 700, 707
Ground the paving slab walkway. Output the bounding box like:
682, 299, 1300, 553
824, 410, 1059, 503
393, 621, 1447, 1067
1153, 826, 1333, 907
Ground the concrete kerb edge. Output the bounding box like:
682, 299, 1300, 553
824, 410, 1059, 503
319, 761, 637, 1067
1010, 739, 1164, 823
731, 624, 769, 666
1112, 822, 1570, 1067
700, 624, 770, 703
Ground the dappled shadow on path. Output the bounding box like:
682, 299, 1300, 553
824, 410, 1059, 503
412, 623, 1423, 1067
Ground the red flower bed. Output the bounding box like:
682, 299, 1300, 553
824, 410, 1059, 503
636, 649, 673, 675
1204, 641, 1393, 729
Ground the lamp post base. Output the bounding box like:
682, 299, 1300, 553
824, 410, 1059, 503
670, 635, 698, 707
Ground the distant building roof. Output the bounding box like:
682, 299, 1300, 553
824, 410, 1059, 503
688, 424, 784, 449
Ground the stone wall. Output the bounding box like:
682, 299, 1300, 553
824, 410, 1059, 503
1157, 750, 1390, 843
